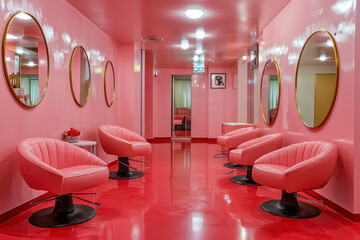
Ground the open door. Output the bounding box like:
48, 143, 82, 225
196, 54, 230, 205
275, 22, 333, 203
172, 75, 191, 138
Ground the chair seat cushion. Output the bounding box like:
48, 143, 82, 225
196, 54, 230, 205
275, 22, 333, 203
229, 149, 245, 164
129, 141, 152, 156
217, 136, 229, 147
58, 165, 109, 195
252, 164, 289, 190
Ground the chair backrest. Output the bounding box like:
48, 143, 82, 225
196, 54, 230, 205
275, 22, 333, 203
98, 125, 145, 142
174, 108, 191, 115
238, 133, 283, 150
18, 138, 102, 170
264, 141, 337, 168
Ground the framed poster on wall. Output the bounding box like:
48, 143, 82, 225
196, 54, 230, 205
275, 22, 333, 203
210, 73, 226, 89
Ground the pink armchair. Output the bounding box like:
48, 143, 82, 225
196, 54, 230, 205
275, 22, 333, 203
98, 125, 152, 179
229, 133, 283, 185
17, 138, 109, 227
216, 127, 262, 169
252, 141, 338, 218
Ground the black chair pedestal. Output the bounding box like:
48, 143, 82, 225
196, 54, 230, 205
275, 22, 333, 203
260, 190, 321, 219
109, 157, 144, 179
28, 194, 96, 228
231, 166, 260, 185
223, 162, 246, 169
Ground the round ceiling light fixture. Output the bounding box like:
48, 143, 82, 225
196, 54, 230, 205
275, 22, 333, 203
185, 9, 204, 19
181, 39, 189, 49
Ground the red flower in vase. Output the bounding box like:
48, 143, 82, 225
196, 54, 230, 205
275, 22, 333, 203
66, 128, 81, 137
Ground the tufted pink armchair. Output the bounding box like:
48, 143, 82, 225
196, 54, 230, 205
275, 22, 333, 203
98, 125, 152, 179
252, 141, 338, 219
17, 138, 109, 228
216, 127, 262, 169
229, 133, 283, 185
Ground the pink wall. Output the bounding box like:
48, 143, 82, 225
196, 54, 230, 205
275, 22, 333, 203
0, 0, 139, 215
145, 51, 154, 139
153, 68, 175, 137
257, 0, 356, 212
191, 73, 209, 138
151, 67, 237, 139
354, 0, 360, 214
208, 67, 238, 138
116, 43, 141, 134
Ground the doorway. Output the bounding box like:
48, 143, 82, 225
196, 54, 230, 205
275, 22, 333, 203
171, 75, 191, 138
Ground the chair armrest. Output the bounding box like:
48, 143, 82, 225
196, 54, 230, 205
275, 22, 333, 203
227, 129, 262, 149
122, 127, 147, 142
67, 144, 107, 166
225, 127, 254, 136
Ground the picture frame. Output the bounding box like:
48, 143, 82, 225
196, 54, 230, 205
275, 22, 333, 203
210, 73, 226, 89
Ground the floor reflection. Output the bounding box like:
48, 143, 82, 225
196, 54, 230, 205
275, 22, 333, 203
0, 142, 360, 240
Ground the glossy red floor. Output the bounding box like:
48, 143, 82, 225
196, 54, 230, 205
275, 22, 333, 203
1, 141, 360, 239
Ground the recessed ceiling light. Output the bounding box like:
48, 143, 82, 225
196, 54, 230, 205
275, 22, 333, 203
242, 55, 248, 60
181, 39, 189, 49
195, 48, 203, 54
193, 55, 199, 61
16, 12, 32, 20
28, 61, 35, 67
319, 54, 327, 61
15, 48, 24, 54
6, 34, 17, 40
326, 39, 333, 47
185, 9, 204, 19
5, 57, 10, 62
195, 28, 205, 39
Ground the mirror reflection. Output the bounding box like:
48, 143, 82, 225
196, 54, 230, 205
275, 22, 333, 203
104, 61, 115, 107
260, 59, 280, 125
70, 46, 91, 106
296, 30, 338, 128
2, 12, 49, 107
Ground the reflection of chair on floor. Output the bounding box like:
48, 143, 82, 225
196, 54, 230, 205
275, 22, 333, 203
229, 133, 283, 185
98, 125, 152, 179
253, 141, 337, 219
215, 127, 262, 168
17, 138, 109, 227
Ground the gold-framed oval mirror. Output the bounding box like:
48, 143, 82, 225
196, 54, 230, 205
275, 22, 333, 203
260, 59, 281, 125
295, 30, 339, 128
104, 60, 115, 107
2, 12, 49, 107
69, 46, 91, 106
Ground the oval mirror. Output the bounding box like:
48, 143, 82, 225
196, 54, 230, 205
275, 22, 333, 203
104, 61, 115, 107
70, 46, 91, 106
260, 59, 281, 125
2, 12, 49, 107
296, 30, 338, 128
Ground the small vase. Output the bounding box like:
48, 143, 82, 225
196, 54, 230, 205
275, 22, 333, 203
67, 135, 79, 143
